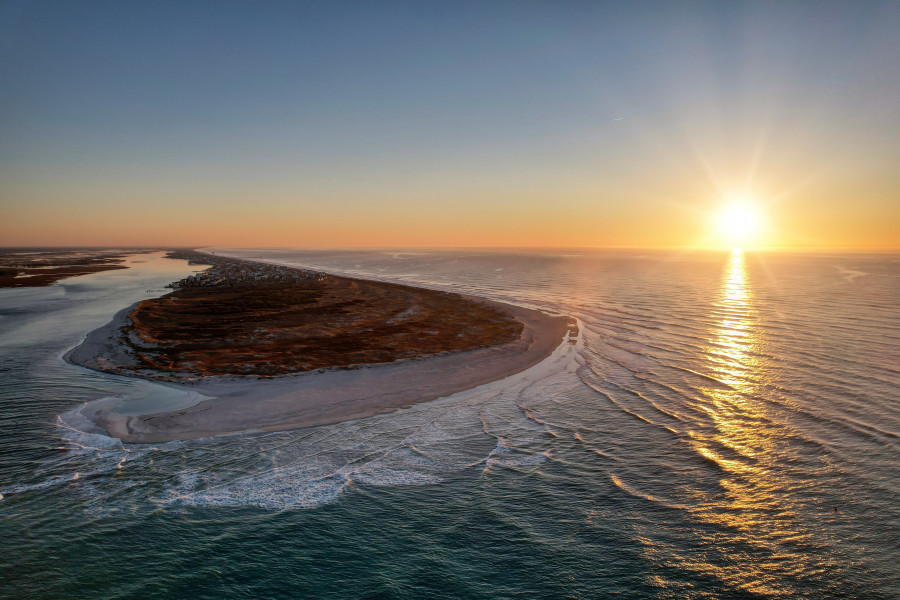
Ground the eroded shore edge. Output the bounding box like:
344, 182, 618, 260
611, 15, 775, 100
65, 252, 577, 443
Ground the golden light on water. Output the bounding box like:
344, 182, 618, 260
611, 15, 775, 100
709, 249, 757, 384
683, 250, 816, 595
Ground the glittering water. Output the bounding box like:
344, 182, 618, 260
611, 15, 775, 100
1, 248, 898, 599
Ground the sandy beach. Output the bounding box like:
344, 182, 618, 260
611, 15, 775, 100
66, 255, 575, 443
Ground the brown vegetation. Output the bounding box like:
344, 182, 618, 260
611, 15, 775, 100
118, 263, 523, 378
0, 248, 145, 288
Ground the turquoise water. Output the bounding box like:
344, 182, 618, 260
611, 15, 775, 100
1, 248, 898, 599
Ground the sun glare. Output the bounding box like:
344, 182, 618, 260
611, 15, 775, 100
716, 203, 762, 248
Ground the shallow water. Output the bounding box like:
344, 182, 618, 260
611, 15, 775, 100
1, 248, 898, 599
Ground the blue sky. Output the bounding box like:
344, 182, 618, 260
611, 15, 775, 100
2, 1, 898, 247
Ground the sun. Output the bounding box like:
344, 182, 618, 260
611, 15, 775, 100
715, 203, 762, 247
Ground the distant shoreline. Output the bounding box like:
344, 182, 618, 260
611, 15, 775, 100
66, 250, 577, 443
0, 248, 153, 288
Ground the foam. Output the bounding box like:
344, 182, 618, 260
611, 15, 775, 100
23, 317, 583, 511
834, 266, 868, 282
609, 473, 687, 510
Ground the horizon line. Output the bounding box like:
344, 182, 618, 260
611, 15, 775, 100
2, 244, 899, 253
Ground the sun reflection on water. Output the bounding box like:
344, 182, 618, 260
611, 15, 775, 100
708, 249, 759, 388
675, 249, 819, 595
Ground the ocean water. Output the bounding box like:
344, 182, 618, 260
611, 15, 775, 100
1, 248, 898, 599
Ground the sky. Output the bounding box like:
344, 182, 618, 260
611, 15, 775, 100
1, 0, 899, 249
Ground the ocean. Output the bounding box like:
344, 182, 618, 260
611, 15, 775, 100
1, 248, 898, 599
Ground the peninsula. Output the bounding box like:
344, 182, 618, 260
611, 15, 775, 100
67, 251, 576, 442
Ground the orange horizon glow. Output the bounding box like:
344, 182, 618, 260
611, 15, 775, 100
3, 188, 898, 251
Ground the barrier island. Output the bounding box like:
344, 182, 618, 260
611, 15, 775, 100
67, 250, 576, 442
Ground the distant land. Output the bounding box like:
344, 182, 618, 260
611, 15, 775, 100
0, 248, 154, 288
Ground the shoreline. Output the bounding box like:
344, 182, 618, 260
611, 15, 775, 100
65, 252, 577, 443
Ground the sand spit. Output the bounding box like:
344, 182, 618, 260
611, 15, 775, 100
66, 252, 576, 443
